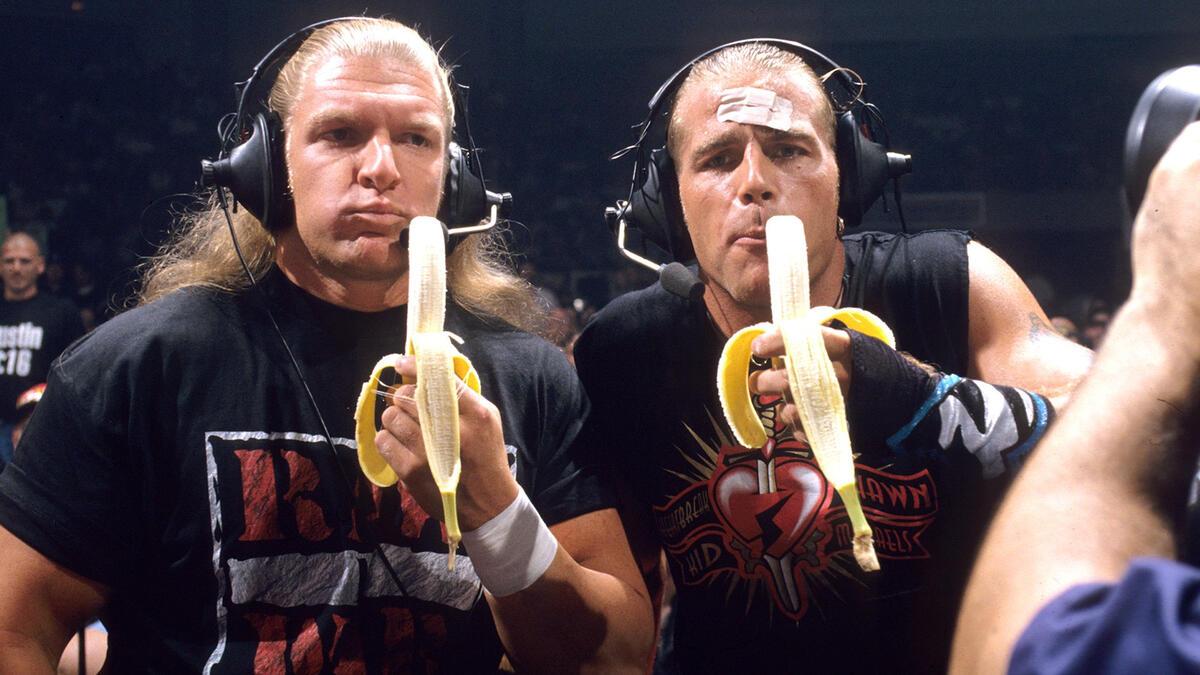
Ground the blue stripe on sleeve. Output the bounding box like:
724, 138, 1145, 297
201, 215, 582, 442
886, 373, 962, 451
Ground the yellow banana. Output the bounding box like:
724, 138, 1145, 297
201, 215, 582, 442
354, 216, 481, 569
716, 215, 895, 572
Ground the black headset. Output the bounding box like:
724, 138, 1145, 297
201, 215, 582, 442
605, 38, 913, 300
200, 17, 511, 232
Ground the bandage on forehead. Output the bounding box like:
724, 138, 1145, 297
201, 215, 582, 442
716, 86, 794, 131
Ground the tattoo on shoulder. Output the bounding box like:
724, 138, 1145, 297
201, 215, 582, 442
1028, 313, 1051, 340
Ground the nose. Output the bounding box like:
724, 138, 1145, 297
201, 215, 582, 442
736, 143, 776, 206
358, 135, 401, 192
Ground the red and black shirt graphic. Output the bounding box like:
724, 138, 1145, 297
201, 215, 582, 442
202, 431, 499, 673
655, 393, 940, 623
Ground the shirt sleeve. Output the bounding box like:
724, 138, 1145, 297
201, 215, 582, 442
520, 343, 616, 527
0, 360, 139, 588
1008, 557, 1200, 675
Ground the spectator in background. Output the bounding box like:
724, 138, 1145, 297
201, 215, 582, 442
1082, 305, 1112, 348
9, 382, 44, 451
1050, 315, 1081, 343
69, 261, 104, 331
41, 256, 67, 297
0, 233, 84, 466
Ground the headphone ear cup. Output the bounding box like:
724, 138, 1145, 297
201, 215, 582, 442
217, 112, 292, 230
836, 110, 893, 229
625, 148, 695, 262
438, 142, 488, 227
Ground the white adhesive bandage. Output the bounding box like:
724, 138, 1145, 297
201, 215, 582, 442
461, 486, 559, 597
716, 86, 794, 131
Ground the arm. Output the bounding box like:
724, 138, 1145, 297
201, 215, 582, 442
376, 355, 655, 673
951, 121, 1200, 674
490, 508, 654, 674
0, 526, 108, 674
964, 240, 1094, 408
614, 482, 668, 623
752, 325, 1055, 478
747, 239, 1090, 474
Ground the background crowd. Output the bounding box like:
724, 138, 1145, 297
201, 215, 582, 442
4, 1, 1179, 372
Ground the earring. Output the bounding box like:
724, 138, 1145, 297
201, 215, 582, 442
836, 217, 846, 237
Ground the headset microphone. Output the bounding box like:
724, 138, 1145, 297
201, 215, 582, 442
604, 203, 705, 302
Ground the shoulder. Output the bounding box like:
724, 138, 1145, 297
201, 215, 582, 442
1011, 558, 1200, 673
577, 282, 689, 355
843, 229, 973, 302
56, 287, 239, 376
964, 240, 1032, 324
447, 305, 576, 384
841, 230, 975, 372
843, 229, 972, 268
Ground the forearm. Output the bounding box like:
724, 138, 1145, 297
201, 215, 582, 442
846, 330, 1054, 478
488, 546, 654, 674
952, 299, 1200, 674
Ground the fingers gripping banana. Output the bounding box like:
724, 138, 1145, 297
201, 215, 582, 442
354, 216, 481, 570
716, 215, 895, 572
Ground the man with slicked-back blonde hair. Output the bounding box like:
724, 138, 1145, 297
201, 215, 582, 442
0, 17, 652, 673
576, 40, 1092, 672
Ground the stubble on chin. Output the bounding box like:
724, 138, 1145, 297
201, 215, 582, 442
700, 266, 772, 319
316, 238, 410, 283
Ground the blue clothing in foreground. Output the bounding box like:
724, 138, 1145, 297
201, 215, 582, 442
1010, 557, 1200, 674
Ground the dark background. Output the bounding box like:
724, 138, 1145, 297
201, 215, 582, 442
2, 0, 1197, 319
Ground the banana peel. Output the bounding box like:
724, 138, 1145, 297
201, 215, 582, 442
715, 215, 895, 572
354, 350, 481, 488
352, 216, 481, 569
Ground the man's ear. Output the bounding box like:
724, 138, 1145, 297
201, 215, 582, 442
35, 257, 45, 276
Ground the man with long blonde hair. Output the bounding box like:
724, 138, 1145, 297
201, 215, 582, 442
0, 17, 652, 673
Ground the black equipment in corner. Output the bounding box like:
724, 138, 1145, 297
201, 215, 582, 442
1124, 64, 1200, 216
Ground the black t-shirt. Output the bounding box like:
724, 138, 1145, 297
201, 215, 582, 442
0, 268, 611, 673
576, 230, 983, 674
0, 293, 84, 423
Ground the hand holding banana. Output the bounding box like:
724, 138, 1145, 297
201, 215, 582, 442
354, 216, 507, 570
716, 215, 895, 572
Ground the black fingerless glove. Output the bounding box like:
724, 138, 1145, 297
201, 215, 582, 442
844, 329, 937, 453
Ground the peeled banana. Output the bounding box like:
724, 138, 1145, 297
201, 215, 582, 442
354, 216, 481, 569
716, 215, 895, 572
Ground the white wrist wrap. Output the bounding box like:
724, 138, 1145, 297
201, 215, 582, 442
462, 487, 558, 597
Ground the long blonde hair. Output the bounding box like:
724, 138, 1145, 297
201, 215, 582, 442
137, 18, 544, 334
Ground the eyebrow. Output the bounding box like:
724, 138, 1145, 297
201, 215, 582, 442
302, 108, 447, 140
304, 109, 360, 132
687, 127, 818, 164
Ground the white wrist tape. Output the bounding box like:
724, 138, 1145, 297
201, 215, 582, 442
461, 487, 559, 597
